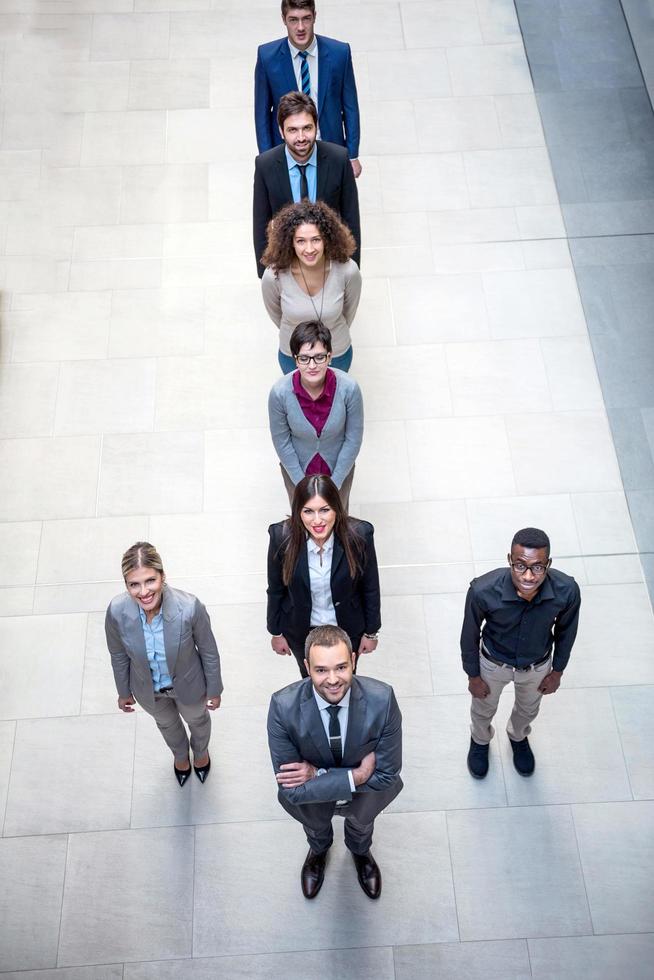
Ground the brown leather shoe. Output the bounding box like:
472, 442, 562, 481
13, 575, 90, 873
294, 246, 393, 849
352, 850, 382, 899
301, 849, 328, 899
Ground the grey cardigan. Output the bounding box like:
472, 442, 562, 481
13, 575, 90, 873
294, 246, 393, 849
268, 368, 364, 488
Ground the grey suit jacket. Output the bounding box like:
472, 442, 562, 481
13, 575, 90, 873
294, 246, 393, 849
105, 585, 223, 709
267, 675, 402, 807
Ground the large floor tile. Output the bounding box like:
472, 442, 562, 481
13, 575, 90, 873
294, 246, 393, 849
0, 613, 87, 720
417, 96, 501, 153
91, 12, 170, 60
401, 1, 482, 47
54, 359, 156, 436
611, 686, 654, 800
465, 494, 580, 562
4, 714, 135, 836
448, 805, 592, 940
394, 939, 531, 979
81, 610, 127, 715
81, 110, 166, 166
464, 147, 557, 207
572, 801, 654, 934
194, 812, 458, 956
356, 594, 434, 697
353, 419, 413, 504
483, 268, 587, 339
130, 703, 281, 828
0, 835, 67, 972
505, 411, 623, 494
357, 344, 451, 420
0, 968, 123, 980
0, 521, 41, 587
0, 436, 100, 521
571, 491, 637, 555
37, 516, 148, 585
366, 48, 450, 101
448, 43, 532, 96
0, 363, 59, 438
129, 58, 210, 110
540, 335, 604, 411
379, 153, 469, 212
446, 338, 550, 416
363, 499, 471, 566
391, 273, 490, 344
126, 947, 394, 979
98, 431, 204, 516
495, 688, 631, 805
389, 695, 507, 812
407, 416, 516, 499
528, 934, 654, 980
0, 720, 16, 831
204, 428, 286, 511
423, 592, 471, 695
8, 291, 112, 362
120, 164, 208, 224
109, 286, 205, 358
149, 511, 270, 578
567, 583, 654, 686
58, 826, 194, 966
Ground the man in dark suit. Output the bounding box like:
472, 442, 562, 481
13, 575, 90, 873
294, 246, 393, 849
253, 91, 361, 277
267, 625, 403, 900
255, 0, 361, 177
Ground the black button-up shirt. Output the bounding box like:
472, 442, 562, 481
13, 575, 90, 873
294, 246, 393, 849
460, 567, 581, 677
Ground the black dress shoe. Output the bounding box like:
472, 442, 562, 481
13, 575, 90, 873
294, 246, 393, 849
510, 736, 535, 776
193, 755, 211, 783
467, 737, 489, 779
301, 849, 328, 899
352, 850, 382, 899
174, 763, 191, 787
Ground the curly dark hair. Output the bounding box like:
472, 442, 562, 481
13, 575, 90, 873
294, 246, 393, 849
261, 200, 356, 272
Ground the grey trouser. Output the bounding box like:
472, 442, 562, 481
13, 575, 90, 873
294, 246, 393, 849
471, 651, 552, 745
280, 464, 355, 514
141, 689, 211, 761
278, 782, 401, 855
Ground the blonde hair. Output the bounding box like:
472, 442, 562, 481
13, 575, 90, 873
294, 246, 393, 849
121, 542, 165, 581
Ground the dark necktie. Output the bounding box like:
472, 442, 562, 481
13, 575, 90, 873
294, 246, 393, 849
299, 49, 311, 96
298, 164, 309, 200
327, 704, 342, 765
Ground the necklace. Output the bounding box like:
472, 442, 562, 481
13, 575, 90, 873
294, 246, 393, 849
297, 258, 328, 325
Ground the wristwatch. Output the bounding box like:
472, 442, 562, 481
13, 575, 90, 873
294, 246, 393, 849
364, 632, 378, 640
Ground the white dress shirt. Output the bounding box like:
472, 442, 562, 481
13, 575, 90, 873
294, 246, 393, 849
307, 534, 338, 626
288, 37, 320, 138
313, 687, 355, 792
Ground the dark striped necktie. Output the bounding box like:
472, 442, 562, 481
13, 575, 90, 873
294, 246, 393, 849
327, 704, 342, 765
299, 49, 311, 96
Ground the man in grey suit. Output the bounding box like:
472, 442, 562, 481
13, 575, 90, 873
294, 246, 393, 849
267, 624, 403, 899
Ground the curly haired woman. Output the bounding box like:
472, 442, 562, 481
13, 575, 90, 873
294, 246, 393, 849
261, 199, 362, 373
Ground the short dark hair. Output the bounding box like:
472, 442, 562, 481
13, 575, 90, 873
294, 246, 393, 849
289, 320, 332, 356
277, 91, 318, 130
305, 624, 352, 662
511, 527, 551, 556
281, 0, 315, 16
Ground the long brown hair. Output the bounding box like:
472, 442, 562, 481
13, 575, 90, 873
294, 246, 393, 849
280, 475, 366, 586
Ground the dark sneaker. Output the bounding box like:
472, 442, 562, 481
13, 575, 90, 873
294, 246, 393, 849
509, 736, 535, 776
467, 738, 489, 779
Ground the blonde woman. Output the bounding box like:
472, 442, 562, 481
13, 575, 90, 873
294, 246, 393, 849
105, 542, 222, 786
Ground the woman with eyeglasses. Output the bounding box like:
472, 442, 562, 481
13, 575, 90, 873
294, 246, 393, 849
105, 542, 223, 787
267, 474, 380, 677
268, 320, 363, 511
261, 200, 361, 374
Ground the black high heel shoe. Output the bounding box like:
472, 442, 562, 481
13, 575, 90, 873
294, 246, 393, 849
174, 762, 191, 787
194, 754, 211, 783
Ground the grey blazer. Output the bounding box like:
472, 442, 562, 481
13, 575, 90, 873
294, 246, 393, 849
105, 585, 223, 709
268, 367, 364, 488
267, 675, 403, 808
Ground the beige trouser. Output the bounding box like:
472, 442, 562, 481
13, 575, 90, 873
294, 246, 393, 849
470, 652, 552, 745
141, 689, 211, 761
280, 464, 355, 513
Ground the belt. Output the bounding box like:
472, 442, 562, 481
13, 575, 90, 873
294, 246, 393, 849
157, 685, 174, 694
481, 647, 550, 672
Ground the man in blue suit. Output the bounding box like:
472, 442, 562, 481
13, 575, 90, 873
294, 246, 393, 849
255, 0, 362, 178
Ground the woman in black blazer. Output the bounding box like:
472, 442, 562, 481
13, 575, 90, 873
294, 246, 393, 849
267, 473, 381, 677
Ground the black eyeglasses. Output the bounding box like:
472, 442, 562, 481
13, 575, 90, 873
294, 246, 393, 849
295, 353, 329, 365
509, 560, 549, 576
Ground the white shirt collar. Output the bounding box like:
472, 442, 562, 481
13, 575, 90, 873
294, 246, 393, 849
288, 36, 318, 58
313, 687, 351, 711
307, 533, 334, 556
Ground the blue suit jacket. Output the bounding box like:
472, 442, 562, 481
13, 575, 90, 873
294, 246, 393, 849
254, 34, 360, 159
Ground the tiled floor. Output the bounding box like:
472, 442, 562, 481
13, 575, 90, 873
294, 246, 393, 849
1, 1, 652, 977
